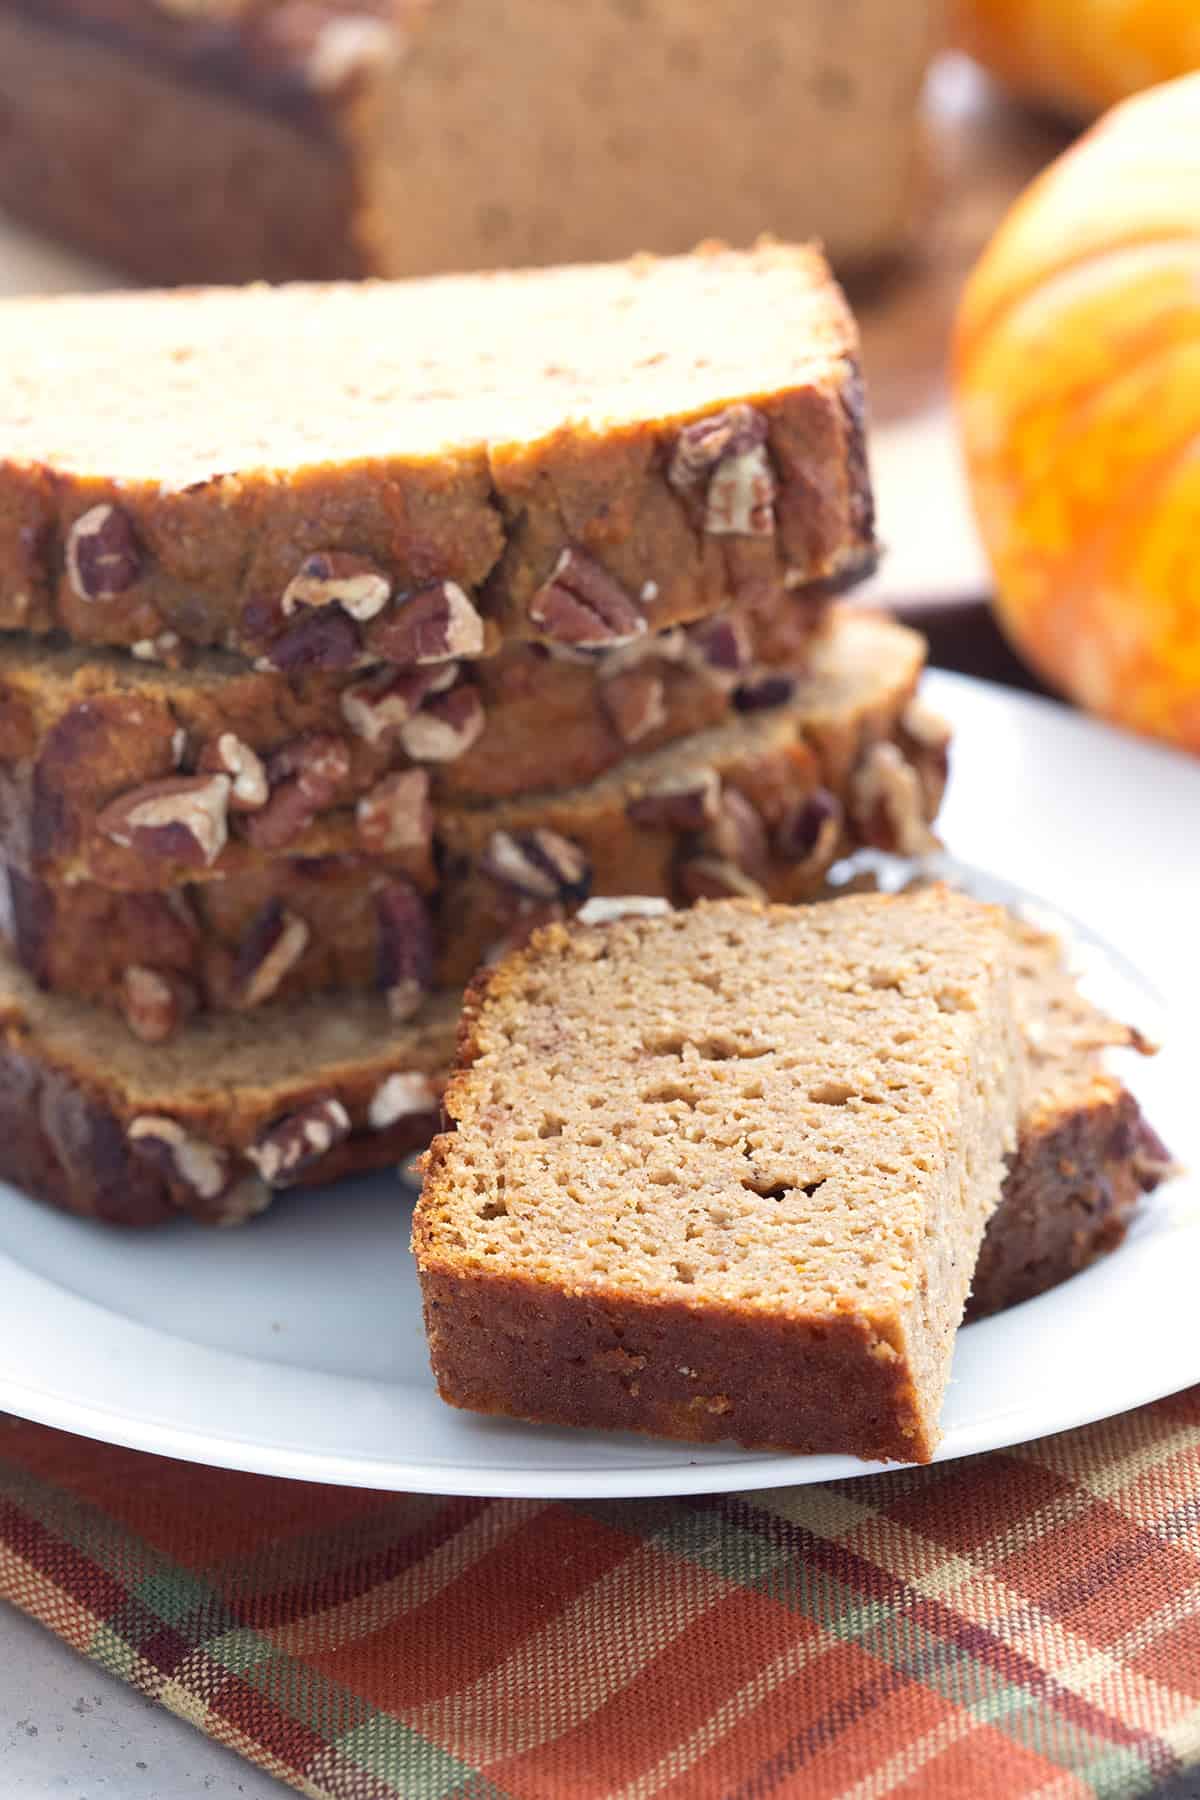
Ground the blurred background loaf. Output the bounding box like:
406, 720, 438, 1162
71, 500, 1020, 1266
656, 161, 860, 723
0, 0, 943, 286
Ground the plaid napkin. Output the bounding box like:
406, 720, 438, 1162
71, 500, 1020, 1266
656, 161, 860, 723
2, 1393, 1199, 1800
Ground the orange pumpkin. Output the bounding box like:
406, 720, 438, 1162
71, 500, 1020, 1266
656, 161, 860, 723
955, 0, 1200, 118
953, 73, 1200, 753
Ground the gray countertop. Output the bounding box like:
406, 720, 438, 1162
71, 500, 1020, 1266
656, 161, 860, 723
3, 1602, 287, 1800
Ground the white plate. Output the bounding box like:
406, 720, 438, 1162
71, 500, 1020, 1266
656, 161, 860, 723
1, 672, 1197, 1498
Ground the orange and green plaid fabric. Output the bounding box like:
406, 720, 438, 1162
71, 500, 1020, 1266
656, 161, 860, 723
2, 1390, 1200, 1800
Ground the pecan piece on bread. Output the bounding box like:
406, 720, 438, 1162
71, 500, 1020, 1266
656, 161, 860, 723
118, 966, 197, 1044
774, 788, 842, 870
368, 1072, 440, 1130
66, 504, 143, 600
376, 879, 435, 1021
675, 857, 767, 902
128, 1115, 229, 1201
850, 743, 939, 859
357, 769, 434, 856
626, 769, 721, 832
281, 550, 391, 622
97, 774, 231, 869
198, 732, 269, 811
364, 582, 485, 665
529, 550, 646, 649
244, 734, 352, 851
669, 404, 777, 538
248, 1097, 351, 1187
397, 685, 485, 762
480, 829, 592, 903
601, 670, 666, 746
233, 903, 311, 1008
340, 664, 457, 745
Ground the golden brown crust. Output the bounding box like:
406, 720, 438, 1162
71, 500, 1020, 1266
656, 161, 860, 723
415, 1249, 929, 1462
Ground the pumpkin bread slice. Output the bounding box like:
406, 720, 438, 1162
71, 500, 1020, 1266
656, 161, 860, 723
414, 888, 1032, 1463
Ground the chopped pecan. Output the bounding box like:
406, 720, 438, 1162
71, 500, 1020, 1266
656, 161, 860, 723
669, 405, 776, 537
676, 857, 767, 903
1132, 1118, 1177, 1193
340, 664, 457, 745
233, 903, 311, 1008
66, 504, 142, 600
128, 1115, 229, 1201
685, 615, 753, 679
734, 673, 795, 713
529, 549, 646, 649
198, 732, 269, 811
368, 1071, 440, 1131
265, 605, 361, 672
850, 743, 939, 858
118, 967, 196, 1044
244, 734, 351, 851
357, 769, 434, 855
480, 829, 592, 903
376, 879, 435, 1021
774, 788, 843, 869
601, 670, 666, 746
703, 788, 770, 875
398, 685, 485, 762
97, 774, 231, 868
364, 581, 485, 665
248, 1097, 352, 1187
627, 769, 721, 832
281, 550, 391, 622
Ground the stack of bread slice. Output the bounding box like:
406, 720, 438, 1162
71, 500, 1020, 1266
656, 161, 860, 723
0, 242, 955, 1225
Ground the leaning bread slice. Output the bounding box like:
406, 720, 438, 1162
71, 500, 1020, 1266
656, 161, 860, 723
414, 888, 1031, 1464
0, 243, 873, 666
0, 950, 456, 1228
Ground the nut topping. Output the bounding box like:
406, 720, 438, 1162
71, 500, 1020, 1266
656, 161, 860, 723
341, 664, 457, 745
480, 829, 592, 903
245, 733, 351, 851
898, 700, 952, 817
265, 605, 361, 672
199, 732, 269, 811
248, 1097, 352, 1187
704, 788, 770, 875
128, 1115, 229, 1201
234, 904, 311, 1008
365, 582, 485, 665
601, 670, 666, 746
98, 774, 231, 868
626, 768, 721, 832
685, 615, 753, 679
398, 685, 485, 762
529, 549, 647, 649
66, 504, 142, 601
734, 673, 796, 713
669, 405, 777, 538
774, 788, 842, 869
850, 743, 939, 858
357, 769, 433, 856
676, 857, 767, 903
376, 879, 435, 1020
281, 550, 391, 622
368, 1071, 439, 1131
119, 967, 195, 1044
